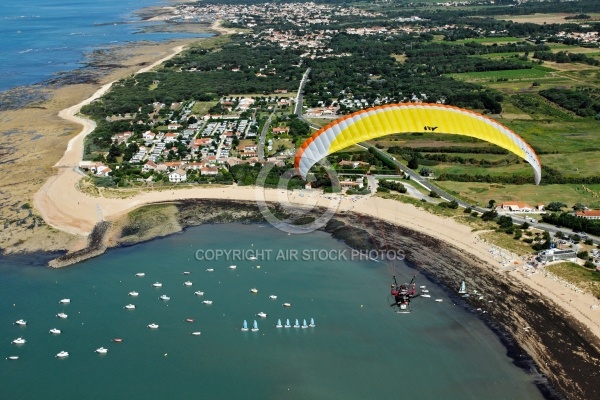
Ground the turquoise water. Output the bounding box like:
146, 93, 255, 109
0, 224, 544, 399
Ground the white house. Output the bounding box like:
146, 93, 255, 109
575, 210, 600, 220
169, 169, 187, 183
498, 202, 544, 213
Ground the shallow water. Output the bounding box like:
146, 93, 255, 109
0, 0, 208, 92
0, 224, 544, 399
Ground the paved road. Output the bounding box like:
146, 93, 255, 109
257, 113, 273, 161
295, 68, 311, 117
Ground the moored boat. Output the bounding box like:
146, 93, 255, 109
251, 320, 259, 332
184, 281, 192, 286
229, 265, 237, 270
269, 295, 277, 299
56, 313, 68, 319
186, 318, 194, 323
59, 299, 70, 304
55, 351, 69, 358
135, 273, 145, 277
95, 347, 108, 354
15, 319, 26, 326
49, 328, 61, 334
159, 295, 170, 301
129, 291, 139, 297
250, 288, 258, 294
276, 319, 283, 328
284, 319, 291, 328
282, 303, 292, 308
257, 312, 267, 318
147, 323, 159, 329
194, 291, 204, 296
241, 320, 249, 332
124, 304, 136, 310
435, 299, 443, 303
183, 271, 191, 275
152, 282, 162, 288
11, 337, 26, 345
191, 332, 201, 336
7, 356, 19, 360
293, 319, 300, 328
421, 294, 431, 298
202, 300, 213, 305
309, 318, 315, 328
113, 338, 123, 343
206, 268, 214, 272
302, 319, 308, 329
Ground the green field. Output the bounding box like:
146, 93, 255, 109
435, 181, 600, 209
546, 262, 600, 299
447, 67, 550, 82
455, 37, 525, 45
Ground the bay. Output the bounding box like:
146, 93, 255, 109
0, 224, 544, 399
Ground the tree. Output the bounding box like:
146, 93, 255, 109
573, 203, 586, 211
488, 199, 496, 209
577, 250, 589, 260
546, 201, 567, 212
429, 190, 440, 198
408, 156, 419, 170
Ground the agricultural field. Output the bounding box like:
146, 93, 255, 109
435, 181, 600, 209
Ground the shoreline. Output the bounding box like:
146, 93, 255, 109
3, 17, 596, 399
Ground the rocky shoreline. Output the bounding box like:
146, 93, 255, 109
46, 198, 600, 399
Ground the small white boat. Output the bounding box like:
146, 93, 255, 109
421, 294, 431, 298
229, 265, 237, 270
202, 300, 213, 305
293, 319, 300, 328
147, 323, 159, 329
56, 351, 69, 358
124, 304, 136, 310
282, 303, 292, 308
302, 319, 308, 329
248, 256, 257, 260
159, 295, 170, 301
309, 318, 315, 328
7, 356, 19, 361
59, 299, 70, 304
257, 312, 267, 318
275, 319, 283, 328
420, 285, 426, 289
191, 332, 201, 336
284, 319, 291, 328
269, 295, 277, 299
241, 320, 249, 332
56, 313, 68, 319
435, 299, 443, 303
49, 328, 61, 334
95, 347, 108, 354
184, 281, 192, 286
206, 268, 214, 272
136, 273, 145, 277
11, 338, 26, 345
251, 320, 259, 332
15, 319, 26, 326
256, 265, 261, 269
129, 291, 139, 297
183, 271, 191, 275
152, 282, 162, 288
421, 289, 429, 293
186, 318, 194, 323
250, 288, 258, 294
194, 291, 204, 296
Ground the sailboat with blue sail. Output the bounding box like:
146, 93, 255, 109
241, 320, 249, 332
309, 318, 315, 327
301, 319, 308, 329
251, 320, 259, 332
276, 319, 283, 328
284, 319, 291, 328
293, 319, 300, 328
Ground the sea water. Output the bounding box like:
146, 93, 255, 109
0, 224, 544, 399
0, 0, 209, 93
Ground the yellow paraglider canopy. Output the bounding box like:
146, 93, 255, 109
295, 103, 541, 184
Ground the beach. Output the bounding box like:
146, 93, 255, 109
1, 19, 598, 400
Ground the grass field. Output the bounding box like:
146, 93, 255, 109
447, 67, 550, 82
455, 36, 525, 45
430, 162, 531, 177
480, 231, 536, 256
435, 181, 600, 209
191, 101, 216, 116
546, 262, 600, 299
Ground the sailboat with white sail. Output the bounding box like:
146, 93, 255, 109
458, 280, 467, 295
